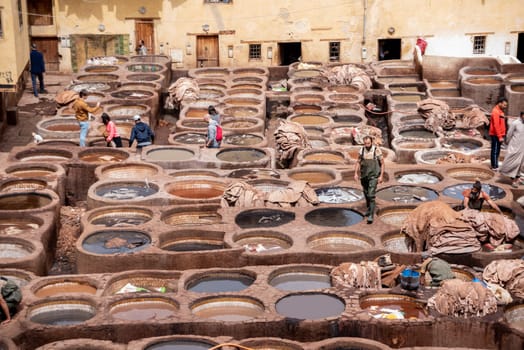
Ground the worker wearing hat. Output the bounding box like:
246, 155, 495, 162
129, 115, 154, 152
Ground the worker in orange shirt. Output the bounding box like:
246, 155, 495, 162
488, 98, 508, 171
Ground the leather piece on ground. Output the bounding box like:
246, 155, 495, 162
417, 98, 456, 132
459, 106, 489, 129
435, 152, 469, 164
221, 182, 265, 208
427, 279, 498, 318
460, 209, 520, 246
350, 125, 383, 146
482, 259, 524, 299
165, 77, 199, 109
274, 120, 311, 167
55, 90, 79, 106
331, 261, 381, 289
322, 64, 373, 90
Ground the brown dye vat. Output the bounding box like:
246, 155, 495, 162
231, 83, 264, 90
16, 149, 73, 162
146, 148, 195, 161
185, 108, 209, 118
7, 166, 60, 179
0, 179, 47, 192
466, 78, 502, 85
446, 167, 494, 181
465, 68, 497, 75
392, 94, 423, 102
290, 114, 330, 125
224, 98, 261, 106
216, 148, 266, 163
227, 89, 263, 98
143, 339, 217, 350
162, 208, 222, 226
222, 119, 258, 129
288, 171, 334, 183
224, 134, 264, 146
199, 84, 227, 91
428, 81, 457, 88
290, 69, 322, 78
232, 67, 267, 75
378, 77, 420, 84
84, 65, 119, 73
511, 85, 524, 92
76, 74, 119, 82
0, 218, 40, 235
166, 181, 225, 199
234, 230, 292, 253
107, 105, 149, 117
79, 150, 128, 163
294, 95, 324, 104
304, 152, 345, 163
378, 206, 417, 228
328, 93, 360, 103
304, 127, 324, 136
98, 163, 160, 179
382, 232, 416, 253
293, 105, 322, 113
239, 339, 303, 350
199, 89, 225, 99
276, 293, 345, 319
44, 123, 80, 132
223, 107, 259, 118
505, 304, 524, 332
170, 170, 220, 178
360, 294, 428, 319
232, 76, 264, 84
228, 168, 280, 180
34, 281, 97, 297
191, 297, 264, 321
0, 193, 52, 210
307, 231, 373, 252
389, 86, 420, 92
0, 238, 34, 258
430, 89, 461, 97
110, 298, 178, 321
328, 85, 360, 93
191, 68, 230, 77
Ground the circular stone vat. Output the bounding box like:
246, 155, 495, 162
15, 149, 73, 162
305, 208, 363, 227
239, 339, 304, 350
96, 121, 134, 137
166, 180, 226, 199
216, 148, 266, 163
169, 170, 220, 178
5, 164, 61, 178
28, 300, 96, 325
199, 88, 225, 99
232, 76, 264, 84
381, 232, 416, 253
289, 69, 323, 78
87, 207, 153, 227
293, 94, 325, 105
327, 85, 360, 93
34, 280, 97, 298
81, 230, 151, 254
328, 93, 361, 103
505, 304, 524, 332
440, 137, 484, 152
235, 209, 295, 229
391, 94, 423, 102
302, 150, 346, 164
234, 230, 292, 253
398, 127, 437, 139
127, 63, 164, 72
307, 231, 374, 252
395, 170, 442, 184
378, 206, 417, 228
287, 168, 336, 185
293, 104, 322, 114
0, 237, 34, 259
0, 268, 33, 287
0, 216, 41, 235
95, 181, 159, 200
104, 104, 151, 118
246, 179, 289, 193
172, 133, 207, 145
68, 82, 112, 93
223, 106, 260, 119
360, 294, 428, 319
223, 97, 262, 107
289, 114, 331, 126
269, 266, 332, 291
442, 183, 505, 200
36, 118, 80, 138
126, 73, 163, 83
84, 65, 120, 73
105, 271, 179, 295
427, 80, 457, 88
446, 167, 494, 181
162, 207, 222, 226
331, 114, 364, 125
110, 297, 178, 321
97, 162, 161, 180
110, 89, 154, 101
145, 339, 217, 350
228, 168, 280, 180
0, 192, 53, 210
276, 293, 345, 319
224, 134, 264, 146
75, 73, 119, 82
145, 148, 195, 161
186, 271, 255, 293
78, 149, 129, 163
232, 67, 267, 75
0, 179, 47, 192
160, 231, 225, 252
377, 186, 439, 203
315, 187, 364, 204
191, 296, 264, 321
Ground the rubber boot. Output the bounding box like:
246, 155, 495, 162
367, 202, 375, 224
364, 197, 370, 217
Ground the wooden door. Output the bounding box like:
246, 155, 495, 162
196, 35, 219, 67
135, 20, 155, 54
31, 37, 59, 71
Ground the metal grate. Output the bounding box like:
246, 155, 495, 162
329, 41, 340, 61
473, 35, 486, 54
249, 44, 261, 60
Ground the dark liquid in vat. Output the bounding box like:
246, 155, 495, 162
82, 231, 151, 254
163, 242, 224, 252
30, 308, 94, 325
146, 340, 214, 350
97, 185, 157, 200
276, 293, 345, 319
0, 194, 52, 210
187, 275, 254, 292
235, 209, 295, 228
270, 273, 331, 291
217, 149, 266, 162
443, 183, 506, 200
305, 208, 363, 227
377, 186, 439, 203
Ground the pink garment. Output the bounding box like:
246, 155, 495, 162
105, 121, 120, 142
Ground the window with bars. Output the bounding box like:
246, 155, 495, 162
329, 42, 340, 62
18, 0, 23, 28
249, 44, 261, 60
473, 35, 486, 55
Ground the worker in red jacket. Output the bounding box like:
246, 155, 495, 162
488, 98, 508, 171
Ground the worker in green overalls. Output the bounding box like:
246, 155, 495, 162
354, 136, 385, 224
